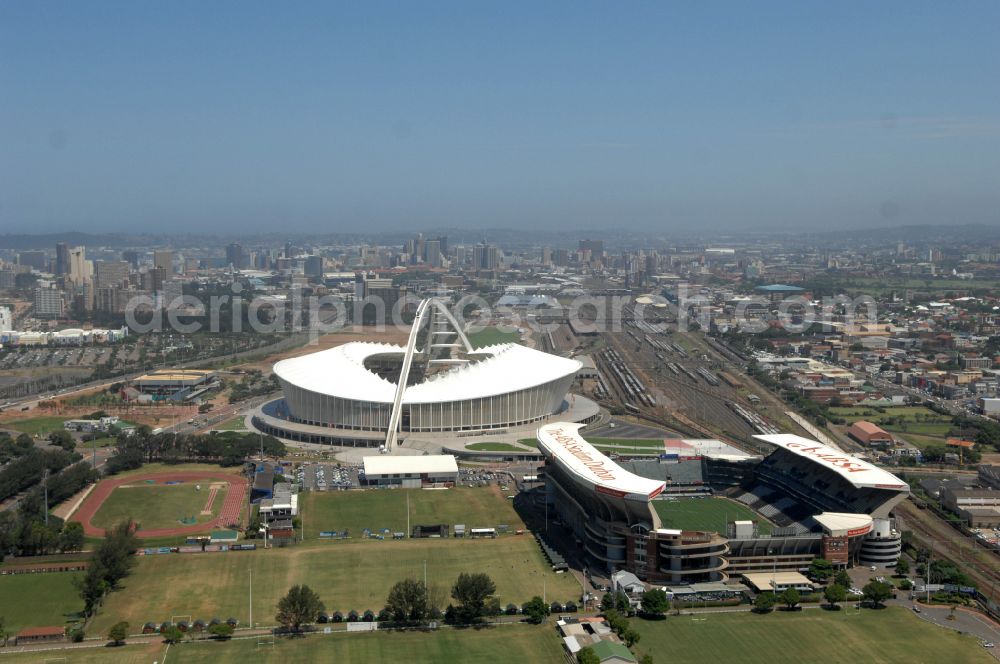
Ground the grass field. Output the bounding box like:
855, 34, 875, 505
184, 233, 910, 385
216, 416, 249, 431
467, 327, 522, 349
654, 497, 771, 535
0, 625, 564, 664
0, 572, 83, 633
89, 538, 580, 634
5, 415, 70, 435
302, 487, 523, 538
632, 606, 993, 663
464, 442, 529, 452
828, 406, 949, 426
91, 482, 229, 531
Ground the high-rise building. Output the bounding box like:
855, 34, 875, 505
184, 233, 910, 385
68, 247, 91, 286
17, 251, 47, 270
55, 242, 70, 277
153, 250, 174, 274
304, 255, 324, 279
541, 246, 553, 265
423, 240, 442, 268
121, 250, 140, 269
473, 243, 500, 271
226, 243, 245, 269
94, 260, 130, 290
34, 287, 65, 318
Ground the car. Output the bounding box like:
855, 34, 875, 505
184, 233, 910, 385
912, 605, 921, 613
984, 642, 995, 648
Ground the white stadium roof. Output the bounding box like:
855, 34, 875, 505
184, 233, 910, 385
753, 434, 909, 491
536, 422, 665, 500
812, 512, 873, 537
273, 342, 581, 405
363, 455, 458, 476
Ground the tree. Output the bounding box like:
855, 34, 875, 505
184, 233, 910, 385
622, 628, 641, 647
808, 558, 834, 582
48, 430, 76, 452
824, 584, 847, 609
276, 584, 325, 633
107, 621, 129, 646
162, 625, 184, 644
59, 521, 85, 552
577, 647, 601, 664
834, 569, 852, 589
862, 580, 893, 608
600, 592, 614, 612
450, 572, 496, 624
640, 589, 670, 617
779, 587, 800, 610
895, 558, 910, 577
522, 596, 550, 624
614, 590, 631, 615
754, 592, 776, 612
639, 655, 654, 664
207, 623, 234, 639
385, 578, 429, 623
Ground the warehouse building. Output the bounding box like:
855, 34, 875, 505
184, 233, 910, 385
361, 455, 459, 488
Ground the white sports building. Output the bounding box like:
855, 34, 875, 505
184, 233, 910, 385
256, 298, 588, 448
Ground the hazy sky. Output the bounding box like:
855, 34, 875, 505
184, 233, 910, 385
1, 2, 998, 234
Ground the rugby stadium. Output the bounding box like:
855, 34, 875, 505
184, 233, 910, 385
536, 423, 910, 584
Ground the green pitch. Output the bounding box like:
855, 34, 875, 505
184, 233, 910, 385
0, 624, 564, 664
467, 326, 522, 349
89, 537, 580, 634
92, 482, 229, 531
0, 571, 83, 634
302, 486, 523, 539
632, 606, 993, 664
654, 497, 771, 535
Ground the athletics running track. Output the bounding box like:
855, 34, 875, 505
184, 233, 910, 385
71, 471, 249, 539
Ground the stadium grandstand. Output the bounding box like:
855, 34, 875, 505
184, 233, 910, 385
537, 422, 730, 585
537, 426, 909, 586
253, 298, 594, 449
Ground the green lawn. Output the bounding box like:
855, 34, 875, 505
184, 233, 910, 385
466, 327, 522, 349
632, 606, 993, 664
216, 416, 249, 431
303, 487, 523, 538
0, 572, 84, 633
92, 482, 229, 531
174, 624, 564, 663
465, 442, 529, 452
654, 497, 771, 535
0, 624, 563, 664
5, 415, 70, 436
828, 406, 949, 425
89, 538, 580, 634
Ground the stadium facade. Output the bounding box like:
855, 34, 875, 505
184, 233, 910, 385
256, 298, 584, 448
538, 424, 910, 584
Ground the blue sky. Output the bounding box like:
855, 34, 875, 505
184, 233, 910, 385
1, 2, 998, 234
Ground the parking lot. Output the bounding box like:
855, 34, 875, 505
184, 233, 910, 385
297, 463, 358, 491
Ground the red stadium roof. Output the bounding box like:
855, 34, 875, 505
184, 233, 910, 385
536, 422, 665, 501
754, 434, 909, 491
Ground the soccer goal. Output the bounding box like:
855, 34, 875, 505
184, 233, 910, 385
257, 636, 276, 648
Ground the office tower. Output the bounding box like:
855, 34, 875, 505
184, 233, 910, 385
68, 247, 91, 285
473, 243, 499, 271
34, 287, 65, 318
121, 250, 140, 268
423, 240, 442, 268
226, 243, 245, 269
55, 242, 70, 276
94, 260, 130, 289
17, 251, 46, 270
542, 247, 553, 265
153, 250, 174, 274
304, 255, 323, 279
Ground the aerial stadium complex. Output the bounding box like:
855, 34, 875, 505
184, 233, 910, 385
252, 298, 594, 448
536, 423, 909, 585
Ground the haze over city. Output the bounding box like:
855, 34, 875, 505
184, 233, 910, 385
2, 1, 999, 234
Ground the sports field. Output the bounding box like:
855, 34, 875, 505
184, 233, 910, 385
0, 571, 83, 633
465, 442, 529, 452
467, 326, 522, 348
632, 606, 992, 663
654, 497, 771, 535
5, 415, 71, 435
89, 538, 580, 634
302, 486, 523, 539
0, 624, 564, 664
91, 482, 230, 531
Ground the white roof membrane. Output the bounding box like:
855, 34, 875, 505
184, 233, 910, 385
753, 433, 909, 491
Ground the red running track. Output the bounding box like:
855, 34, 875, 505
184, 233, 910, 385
71, 471, 249, 539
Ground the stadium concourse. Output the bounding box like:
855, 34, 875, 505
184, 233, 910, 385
250, 297, 599, 459
535, 423, 910, 587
